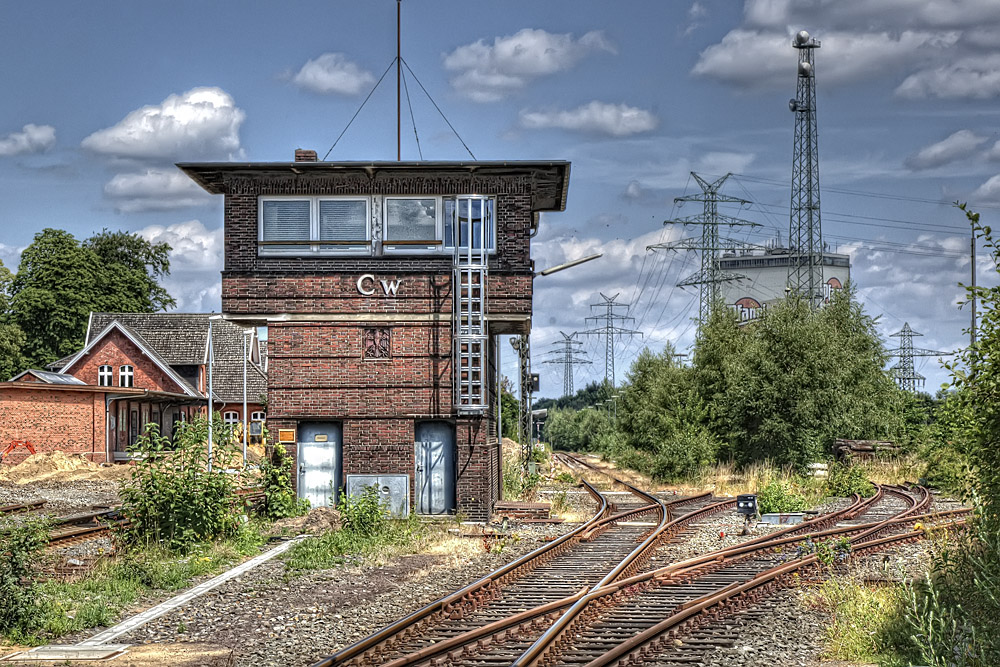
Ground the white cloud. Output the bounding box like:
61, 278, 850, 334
744, 0, 1000, 31
896, 54, 1000, 99
138, 219, 223, 271
291, 53, 375, 95
0, 124, 56, 157
905, 129, 988, 170
81, 87, 245, 161
693, 29, 957, 90
137, 219, 223, 312
443, 29, 615, 102
519, 101, 658, 137
695, 151, 756, 175
103, 169, 211, 212
971, 173, 1000, 203
0, 244, 23, 270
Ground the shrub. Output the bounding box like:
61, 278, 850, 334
119, 418, 243, 552
0, 517, 49, 634
261, 444, 309, 519
826, 463, 875, 497
756, 480, 807, 514
339, 486, 385, 537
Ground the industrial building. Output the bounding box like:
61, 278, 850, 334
719, 247, 851, 322
179, 151, 570, 520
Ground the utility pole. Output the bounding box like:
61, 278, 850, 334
579, 293, 641, 387
510, 335, 533, 467
648, 172, 759, 328
888, 322, 951, 392
541, 332, 591, 397
972, 228, 977, 347
788, 30, 824, 306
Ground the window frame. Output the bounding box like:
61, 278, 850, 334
258, 195, 371, 256
381, 196, 444, 254
223, 411, 239, 424
98, 365, 113, 387
119, 365, 134, 388
443, 195, 497, 253
250, 411, 266, 422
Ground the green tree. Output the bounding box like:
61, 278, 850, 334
0, 260, 25, 379
84, 229, 174, 313
10, 229, 102, 367
9, 228, 175, 368
614, 345, 718, 479
696, 287, 906, 467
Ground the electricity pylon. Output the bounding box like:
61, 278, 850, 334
541, 332, 591, 397
580, 293, 641, 387
788, 30, 824, 305
888, 323, 950, 392
648, 172, 760, 327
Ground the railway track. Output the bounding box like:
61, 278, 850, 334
315, 455, 736, 667
310, 453, 967, 667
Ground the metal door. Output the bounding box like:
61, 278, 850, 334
414, 421, 456, 514
297, 422, 343, 508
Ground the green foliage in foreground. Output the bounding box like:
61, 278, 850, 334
261, 443, 310, 520
755, 480, 807, 514
3, 523, 264, 643
119, 417, 244, 552
825, 463, 875, 497
283, 487, 423, 572
0, 517, 50, 635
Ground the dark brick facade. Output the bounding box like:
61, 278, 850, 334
180, 161, 570, 521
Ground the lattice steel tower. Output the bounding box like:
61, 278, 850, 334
788, 30, 824, 305
648, 172, 759, 327
541, 332, 591, 397
889, 323, 952, 392
580, 293, 641, 387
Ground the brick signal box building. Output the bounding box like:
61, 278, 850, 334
180, 154, 570, 520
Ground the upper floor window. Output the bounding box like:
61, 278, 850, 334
98, 365, 113, 387
260, 197, 369, 255
258, 195, 495, 256
119, 365, 134, 388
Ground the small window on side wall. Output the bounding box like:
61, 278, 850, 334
444, 196, 495, 252
223, 411, 239, 424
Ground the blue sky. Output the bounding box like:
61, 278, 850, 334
2, 0, 998, 396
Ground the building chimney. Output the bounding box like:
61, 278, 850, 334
294, 148, 318, 162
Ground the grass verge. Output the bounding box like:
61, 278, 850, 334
6, 522, 266, 645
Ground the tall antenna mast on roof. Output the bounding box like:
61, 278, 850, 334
397, 0, 401, 161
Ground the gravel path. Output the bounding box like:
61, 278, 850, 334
107, 524, 568, 667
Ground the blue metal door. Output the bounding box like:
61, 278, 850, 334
297, 422, 343, 508
414, 421, 456, 514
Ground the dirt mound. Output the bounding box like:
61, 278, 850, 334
0, 452, 132, 484
268, 506, 342, 536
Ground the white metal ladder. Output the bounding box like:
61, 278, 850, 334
453, 197, 490, 413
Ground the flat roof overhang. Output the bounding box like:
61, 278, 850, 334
176, 160, 571, 212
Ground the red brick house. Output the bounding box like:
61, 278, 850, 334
0, 313, 267, 464
179, 153, 570, 519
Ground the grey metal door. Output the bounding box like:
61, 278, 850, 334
297, 422, 343, 508
414, 421, 456, 515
